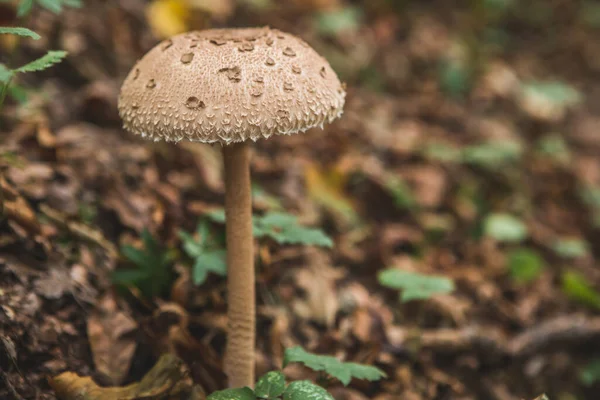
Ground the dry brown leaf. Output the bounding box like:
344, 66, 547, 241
35, 268, 73, 300
50, 353, 201, 400
87, 295, 137, 386
180, 141, 224, 193
292, 250, 344, 327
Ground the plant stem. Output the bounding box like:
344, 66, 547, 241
222, 141, 255, 388
0, 76, 12, 112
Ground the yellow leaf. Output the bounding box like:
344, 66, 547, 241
189, 0, 234, 20
146, 0, 190, 39
305, 162, 359, 227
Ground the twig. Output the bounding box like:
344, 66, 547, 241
38, 204, 118, 259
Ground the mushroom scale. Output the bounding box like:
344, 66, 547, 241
118, 27, 346, 144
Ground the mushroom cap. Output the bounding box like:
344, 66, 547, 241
118, 27, 346, 144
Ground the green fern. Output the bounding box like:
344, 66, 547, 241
0, 64, 12, 83
0, 27, 40, 39
205, 370, 335, 400
112, 229, 176, 299
179, 221, 227, 286
0, 27, 68, 109
378, 269, 455, 302
15, 50, 67, 72
207, 209, 333, 248
14, 0, 82, 16
283, 346, 386, 386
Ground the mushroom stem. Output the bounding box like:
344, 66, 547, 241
222, 141, 255, 388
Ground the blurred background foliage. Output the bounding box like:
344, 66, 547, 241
2, 0, 600, 399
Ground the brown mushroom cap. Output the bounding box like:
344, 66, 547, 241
118, 27, 346, 144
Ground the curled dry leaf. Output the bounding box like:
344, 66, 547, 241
87, 294, 137, 385
50, 353, 201, 400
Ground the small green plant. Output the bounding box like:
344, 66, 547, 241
383, 175, 416, 211
422, 141, 523, 170
179, 221, 226, 286
462, 141, 523, 169
579, 185, 600, 228
13, 0, 82, 15
378, 269, 455, 302
483, 213, 528, 243
208, 374, 332, 400
0, 0, 81, 109
439, 57, 472, 99
208, 209, 333, 248
535, 133, 571, 165
112, 229, 176, 299
0, 28, 67, 108
207, 346, 386, 400
580, 359, 600, 386
561, 270, 600, 310
283, 346, 386, 386
507, 247, 545, 284
314, 6, 362, 36
552, 238, 590, 259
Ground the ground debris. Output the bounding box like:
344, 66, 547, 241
50, 353, 204, 400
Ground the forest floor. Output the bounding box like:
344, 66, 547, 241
1, 1, 600, 399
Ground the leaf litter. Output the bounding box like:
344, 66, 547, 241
1, 1, 599, 400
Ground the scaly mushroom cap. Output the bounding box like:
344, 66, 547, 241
118, 27, 346, 144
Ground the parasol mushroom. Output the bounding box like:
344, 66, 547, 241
118, 27, 345, 389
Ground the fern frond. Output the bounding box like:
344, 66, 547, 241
15, 51, 67, 73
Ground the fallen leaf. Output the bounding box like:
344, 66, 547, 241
305, 162, 359, 228
87, 294, 137, 385
35, 268, 73, 300
50, 353, 200, 400
146, 0, 190, 39
292, 249, 344, 327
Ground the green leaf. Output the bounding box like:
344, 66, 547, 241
7, 82, 29, 104
561, 270, 600, 310
208, 209, 333, 248
507, 248, 545, 284
0, 64, 13, 83
536, 134, 571, 165
378, 269, 455, 302
15, 50, 67, 73
192, 249, 227, 285
483, 0, 514, 12
121, 245, 150, 267
111, 268, 151, 285
255, 212, 333, 247
383, 176, 416, 210
581, 2, 600, 28
283, 347, 387, 386
422, 143, 462, 163
207, 209, 226, 223
283, 381, 334, 400
439, 58, 471, 99
461, 141, 523, 169
0, 27, 40, 40
315, 6, 361, 36
114, 229, 174, 298
255, 371, 286, 399
37, 0, 63, 13
483, 213, 528, 243
580, 359, 600, 386
207, 387, 256, 400
62, 0, 82, 7
580, 185, 600, 208
552, 238, 590, 259
520, 81, 582, 109
180, 223, 227, 286
17, 0, 34, 16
